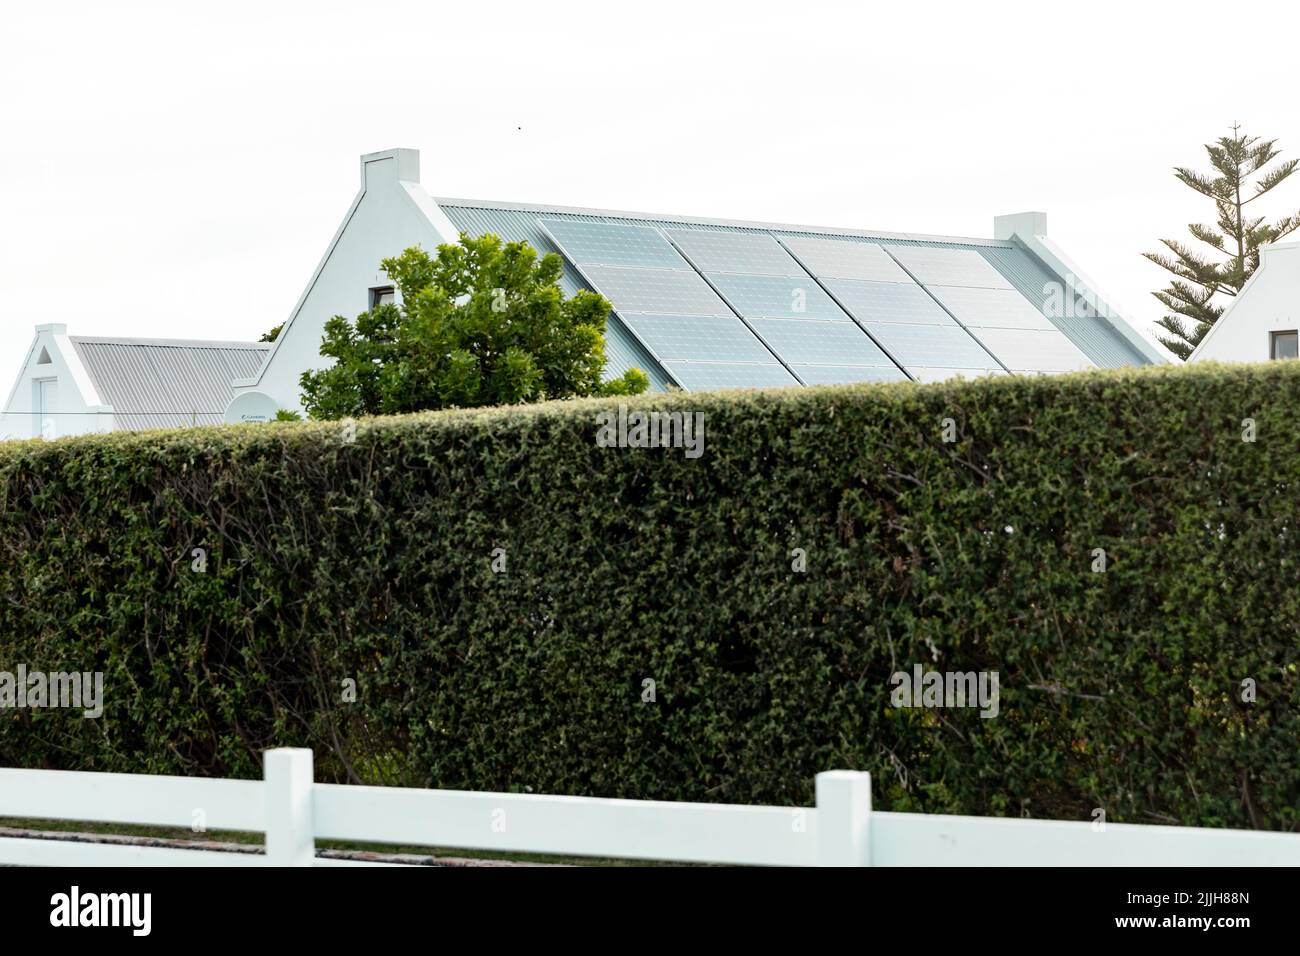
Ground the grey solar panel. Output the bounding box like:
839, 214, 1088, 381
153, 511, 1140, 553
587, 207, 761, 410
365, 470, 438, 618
749, 318, 894, 367
620, 314, 777, 363
667, 362, 801, 390
908, 367, 1008, 383
538, 218, 685, 269
791, 365, 910, 385
825, 278, 957, 326
885, 245, 1015, 290
791, 365, 909, 385
968, 328, 1094, 372
781, 236, 913, 283
927, 286, 1058, 331
708, 273, 848, 320
666, 229, 804, 276
583, 265, 729, 316
859, 322, 1002, 369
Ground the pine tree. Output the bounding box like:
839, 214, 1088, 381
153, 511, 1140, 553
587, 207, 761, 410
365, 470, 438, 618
1146, 125, 1300, 360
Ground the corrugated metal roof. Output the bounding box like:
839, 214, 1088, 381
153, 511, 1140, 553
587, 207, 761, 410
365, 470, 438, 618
70, 337, 269, 430
437, 200, 1152, 387
977, 245, 1147, 368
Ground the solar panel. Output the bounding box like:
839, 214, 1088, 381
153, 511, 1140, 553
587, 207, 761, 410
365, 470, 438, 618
908, 367, 1008, 383
857, 321, 1002, 369
536, 213, 1080, 388
885, 245, 1015, 290
667, 362, 801, 390
792, 365, 909, 385
708, 273, 848, 320
620, 314, 777, 363
665, 229, 804, 276
928, 286, 1058, 331
967, 328, 1094, 373
748, 318, 894, 367
583, 265, 729, 316
538, 218, 685, 269
825, 278, 957, 326
781, 237, 913, 283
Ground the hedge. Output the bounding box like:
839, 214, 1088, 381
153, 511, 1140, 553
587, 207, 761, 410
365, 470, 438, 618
1, 361, 1298, 831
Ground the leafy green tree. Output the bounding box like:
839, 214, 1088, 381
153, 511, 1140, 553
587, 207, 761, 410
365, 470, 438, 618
299, 235, 648, 419
260, 324, 283, 343
1146, 125, 1300, 360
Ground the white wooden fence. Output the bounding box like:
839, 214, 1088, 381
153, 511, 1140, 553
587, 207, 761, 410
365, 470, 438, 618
1, 749, 1297, 866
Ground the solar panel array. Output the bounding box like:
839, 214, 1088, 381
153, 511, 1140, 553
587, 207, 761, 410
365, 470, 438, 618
537, 217, 1096, 391
781, 236, 1005, 381
664, 229, 908, 385
886, 246, 1095, 374
538, 219, 799, 389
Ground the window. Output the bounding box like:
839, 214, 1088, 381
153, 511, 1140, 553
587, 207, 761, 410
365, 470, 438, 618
1270, 330, 1298, 360
369, 286, 395, 310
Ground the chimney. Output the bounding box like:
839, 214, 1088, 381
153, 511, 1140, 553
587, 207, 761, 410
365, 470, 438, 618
993, 211, 1048, 242
360, 148, 420, 189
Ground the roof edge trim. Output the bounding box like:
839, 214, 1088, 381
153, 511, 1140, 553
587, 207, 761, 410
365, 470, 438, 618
434, 196, 1012, 248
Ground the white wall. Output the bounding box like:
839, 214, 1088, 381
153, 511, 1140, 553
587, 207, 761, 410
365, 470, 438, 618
0, 324, 112, 440
1191, 242, 1300, 363
225, 149, 460, 420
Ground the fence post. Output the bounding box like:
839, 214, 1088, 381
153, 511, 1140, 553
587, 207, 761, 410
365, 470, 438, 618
265, 748, 315, 866
816, 770, 872, 866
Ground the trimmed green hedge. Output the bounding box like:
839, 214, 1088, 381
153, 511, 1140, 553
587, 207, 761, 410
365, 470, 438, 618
2, 362, 1298, 830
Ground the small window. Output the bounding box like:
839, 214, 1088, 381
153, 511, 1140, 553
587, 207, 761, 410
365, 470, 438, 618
37, 346, 52, 365
1270, 330, 1298, 360
369, 286, 395, 310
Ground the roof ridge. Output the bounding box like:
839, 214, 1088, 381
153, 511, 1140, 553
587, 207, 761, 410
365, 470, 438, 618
70, 336, 269, 349
432, 196, 1008, 247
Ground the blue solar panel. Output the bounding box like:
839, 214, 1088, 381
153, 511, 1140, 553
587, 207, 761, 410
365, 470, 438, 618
858, 321, 1001, 369
781, 237, 913, 282
928, 286, 1058, 330
538, 218, 685, 269
908, 366, 1008, 383
886, 245, 1014, 289
583, 265, 729, 316
668, 362, 801, 390
666, 229, 805, 276
749, 318, 894, 367
966, 328, 1093, 372
792, 365, 909, 385
708, 273, 849, 320
825, 278, 958, 326
620, 314, 777, 363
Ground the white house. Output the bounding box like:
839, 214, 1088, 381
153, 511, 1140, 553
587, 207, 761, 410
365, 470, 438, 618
225, 148, 1168, 421
3, 148, 1171, 437
0, 324, 267, 440
1187, 241, 1300, 364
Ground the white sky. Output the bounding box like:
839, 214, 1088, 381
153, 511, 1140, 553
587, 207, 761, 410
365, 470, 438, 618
4, 0, 1300, 376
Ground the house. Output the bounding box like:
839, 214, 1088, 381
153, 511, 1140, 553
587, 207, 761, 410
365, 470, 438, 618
0, 325, 268, 440
1187, 241, 1300, 363
224, 148, 1168, 421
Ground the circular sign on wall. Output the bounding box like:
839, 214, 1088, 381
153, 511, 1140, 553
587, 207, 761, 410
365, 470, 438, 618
224, 390, 282, 424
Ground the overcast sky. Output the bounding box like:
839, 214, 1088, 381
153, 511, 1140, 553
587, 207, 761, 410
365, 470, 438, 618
4, 0, 1299, 376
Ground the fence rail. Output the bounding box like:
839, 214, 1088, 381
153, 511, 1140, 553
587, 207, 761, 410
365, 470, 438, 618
1, 749, 1297, 866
